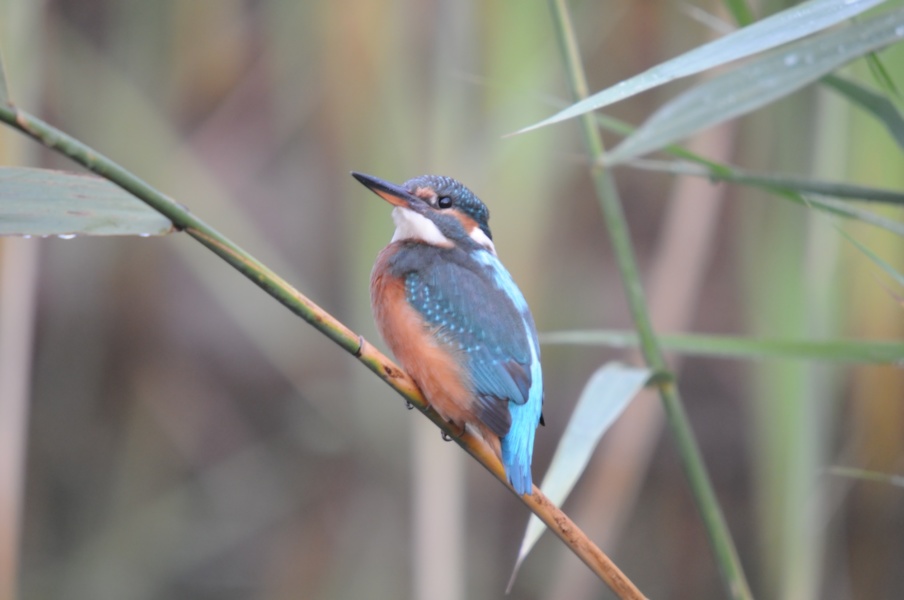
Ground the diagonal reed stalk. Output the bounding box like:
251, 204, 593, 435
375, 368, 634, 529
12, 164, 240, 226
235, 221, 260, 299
0, 101, 646, 598
546, 1, 753, 598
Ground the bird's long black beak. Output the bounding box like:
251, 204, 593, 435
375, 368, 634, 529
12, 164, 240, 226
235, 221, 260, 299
352, 172, 420, 209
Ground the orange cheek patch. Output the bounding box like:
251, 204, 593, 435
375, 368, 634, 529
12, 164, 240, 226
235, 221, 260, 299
452, 212, 478, 232
453, 212, 495, 253
413, 187, 437, 203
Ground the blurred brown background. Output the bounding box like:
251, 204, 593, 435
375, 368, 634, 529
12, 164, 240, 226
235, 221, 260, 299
1, 0, 902, 598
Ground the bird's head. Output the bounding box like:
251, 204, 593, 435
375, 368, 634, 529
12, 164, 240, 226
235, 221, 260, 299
353, 172, 496, 255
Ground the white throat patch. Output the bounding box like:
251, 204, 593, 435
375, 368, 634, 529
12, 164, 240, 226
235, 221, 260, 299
390, 207, 453, 246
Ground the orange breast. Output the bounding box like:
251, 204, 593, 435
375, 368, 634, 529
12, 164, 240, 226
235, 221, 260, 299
370, 245, 480, 432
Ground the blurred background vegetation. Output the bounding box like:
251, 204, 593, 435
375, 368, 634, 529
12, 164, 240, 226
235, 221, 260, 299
0, 0, 902, 598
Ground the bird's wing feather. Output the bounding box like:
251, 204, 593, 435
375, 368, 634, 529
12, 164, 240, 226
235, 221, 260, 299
402, 250, 535, 437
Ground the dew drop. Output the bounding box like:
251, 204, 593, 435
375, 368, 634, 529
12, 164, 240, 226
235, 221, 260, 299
896, 25, 904, 37
57, 233, 77, 240
138, 233, 151, 238
783, 53, 799, 67
441, 431, 453, 442
22, 234, 32, 239
405, 401, 414, 410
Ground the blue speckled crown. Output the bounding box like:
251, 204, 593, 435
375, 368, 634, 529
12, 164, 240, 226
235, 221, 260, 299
403, 175, 492, 240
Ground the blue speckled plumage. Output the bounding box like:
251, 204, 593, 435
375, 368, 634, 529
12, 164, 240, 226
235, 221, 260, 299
355, 172, 544, 495
403, 253, 536, 438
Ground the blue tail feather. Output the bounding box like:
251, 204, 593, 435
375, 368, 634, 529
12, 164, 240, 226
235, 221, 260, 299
502, 399, 541, 495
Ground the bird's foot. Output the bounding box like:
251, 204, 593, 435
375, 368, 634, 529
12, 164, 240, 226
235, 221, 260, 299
440, 421, 464, 442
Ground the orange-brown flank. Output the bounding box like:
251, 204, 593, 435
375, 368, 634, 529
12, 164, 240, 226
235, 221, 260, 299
370, 243, 503, 458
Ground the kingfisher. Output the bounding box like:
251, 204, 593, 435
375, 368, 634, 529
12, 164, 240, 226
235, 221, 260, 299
353, 171, 544, 496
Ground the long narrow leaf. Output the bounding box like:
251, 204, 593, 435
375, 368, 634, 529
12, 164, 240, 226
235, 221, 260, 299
865, 51, 902, 98
508, 363, 651, 590
607, 7, 904, 164
806, 194, 904, 237
823, 74, 904, 151
626, 159, 904, 205
541, 330, 904, 363
599, 117, 904, 236
515, 0, 886, 135
0, 167, 174, 237
836, 227, 904, 288
826, 466, 904, 488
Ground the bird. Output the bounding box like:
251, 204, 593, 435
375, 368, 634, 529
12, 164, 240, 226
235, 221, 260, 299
353, 171, 544, 496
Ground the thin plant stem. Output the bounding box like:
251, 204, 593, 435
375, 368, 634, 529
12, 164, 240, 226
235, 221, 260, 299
547, 1, 754, 598
0, 102, 646, 599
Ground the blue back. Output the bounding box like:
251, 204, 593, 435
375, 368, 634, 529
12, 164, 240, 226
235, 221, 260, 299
388, 242, 543, 494
473, 250, 543, 495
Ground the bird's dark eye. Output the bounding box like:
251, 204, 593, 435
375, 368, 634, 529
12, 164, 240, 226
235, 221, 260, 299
437, 196, 453, 209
